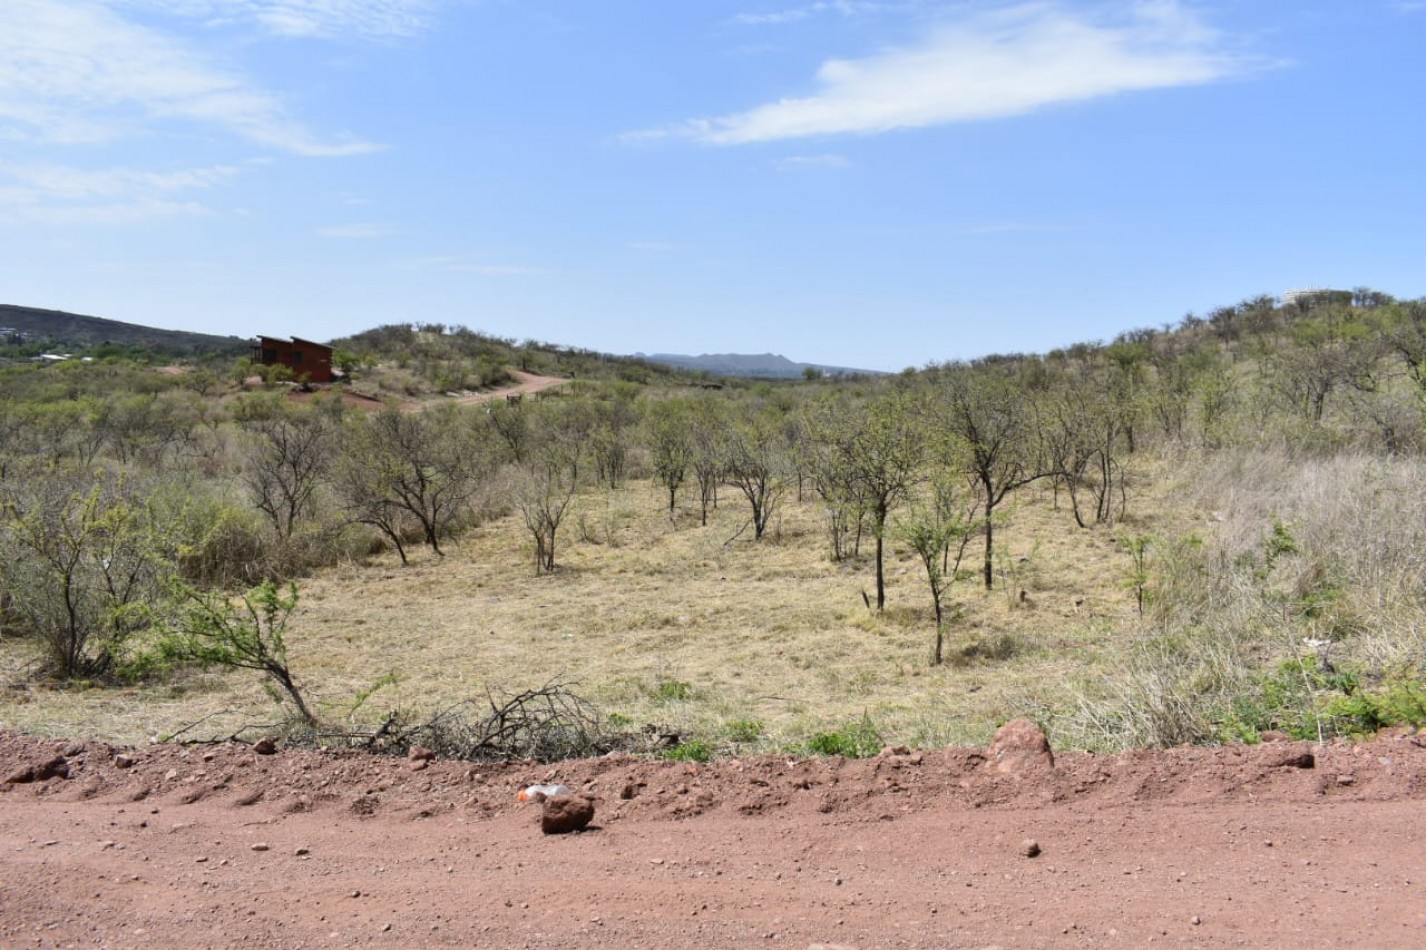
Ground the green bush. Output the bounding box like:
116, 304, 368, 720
659, 739, 713, 762
725, 717, 764, 743
806, 712, 882, 758
653, 679, 693, 702
1219, 654, 1426, 742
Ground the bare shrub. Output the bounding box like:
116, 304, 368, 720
365, 682, 621, 762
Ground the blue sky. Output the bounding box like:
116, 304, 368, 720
2, 1, 1423, 371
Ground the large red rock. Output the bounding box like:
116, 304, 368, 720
541, 795, 595, 834
987, 719, 1054, 775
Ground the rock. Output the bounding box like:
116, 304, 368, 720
114, 753, 136, 769
881, 745, 911, 757
409, 759, 429, 772
987, 720, 1054, 775
541, 794, 595, 834
252, 738, 277, 755
1020, 839, 1042, 858
251, 843, 270, 852
1336, 774, 1356, 786
1260, 730, 1290, 743
408, 745, 436, 762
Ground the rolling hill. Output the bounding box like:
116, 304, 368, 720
0, 305, 248, 356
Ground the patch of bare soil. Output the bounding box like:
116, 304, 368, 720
3, 727, 1424, 948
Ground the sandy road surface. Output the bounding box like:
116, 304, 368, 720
3, 730, 1424, 948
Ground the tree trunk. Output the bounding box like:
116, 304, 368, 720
982, 507, 995, 590
875, 532, 886, 611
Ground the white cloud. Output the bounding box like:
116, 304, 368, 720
121, 0, 437, 39
652, 1, 1251, 144
776, 153, 851, 169
316, 222, 398, 237
0, 0, 379, 154
0, 161, 240, 223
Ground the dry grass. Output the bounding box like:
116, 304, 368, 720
3, 464, 1196, 750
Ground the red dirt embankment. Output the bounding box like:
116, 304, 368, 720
3, 728, 1424, 948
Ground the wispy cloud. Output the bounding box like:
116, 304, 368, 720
0, 0, 379, 154
122, 0, 438, 39
1394, 1, 1426, 12
775, 153, 851, 170
0, 161, 241, 223
643, 1, 1253, 145
316, 222, 398, 238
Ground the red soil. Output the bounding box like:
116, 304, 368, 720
3, 729, 1424, 948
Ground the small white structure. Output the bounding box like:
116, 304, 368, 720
1281, 287, 1341, 307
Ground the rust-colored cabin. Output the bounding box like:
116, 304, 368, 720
252, 336, 334, 383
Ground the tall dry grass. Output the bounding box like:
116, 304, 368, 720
1060, 448, 1426, 750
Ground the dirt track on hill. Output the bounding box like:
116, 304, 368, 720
3, 729, 1425, 948
402, 370, 569, 412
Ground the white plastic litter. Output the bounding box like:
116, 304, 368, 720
517, 783, 570, 803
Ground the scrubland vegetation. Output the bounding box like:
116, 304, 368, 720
3, 291, 1426, 756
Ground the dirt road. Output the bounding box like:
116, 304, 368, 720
3, 729, 1424, 948
401, 370, 569, 412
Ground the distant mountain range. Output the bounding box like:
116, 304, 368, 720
0, 304, 247, 356
637, 352, 881, 379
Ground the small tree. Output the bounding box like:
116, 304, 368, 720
688, 397, 727, 526
642, 398, 693, 515
1, 471, 167, 679
336, 406, 488, 561
926, 366, 1051, 589
724, 406, 786, 540
164, 581, 315, 725
241, 407, 335, 540
806, 391, 925, 609
899, 475, 978, 665
514, 407, 586, 574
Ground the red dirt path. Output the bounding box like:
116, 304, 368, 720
3, 730, 1424, 948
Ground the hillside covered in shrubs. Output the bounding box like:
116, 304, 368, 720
2, 290, 1425, 754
